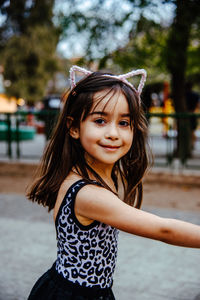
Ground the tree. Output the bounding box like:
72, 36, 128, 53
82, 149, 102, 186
59, 0, 199, 94
59, 0, 200, 159
166, 0, 200, 112
106, 16, 169, 79
0, 0, 61, 103
165, 0, 200, 159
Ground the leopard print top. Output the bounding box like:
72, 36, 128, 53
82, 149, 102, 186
55, 179, 119, 288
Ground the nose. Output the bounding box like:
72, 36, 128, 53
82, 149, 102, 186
105, 123, 119, 140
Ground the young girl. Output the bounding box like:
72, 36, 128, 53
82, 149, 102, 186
27, 65, 200, 300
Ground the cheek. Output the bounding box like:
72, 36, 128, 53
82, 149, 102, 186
80, 135, 93, 148
79, 127, 97, 148
124, 130, 133, 144
124, 132, 134, 152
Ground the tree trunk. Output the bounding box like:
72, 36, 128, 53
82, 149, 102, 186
166, 0, 194, 161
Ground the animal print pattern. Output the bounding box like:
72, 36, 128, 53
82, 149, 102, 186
55, 180, 119, 288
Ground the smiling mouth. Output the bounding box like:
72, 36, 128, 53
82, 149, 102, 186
101, 145, 120, 150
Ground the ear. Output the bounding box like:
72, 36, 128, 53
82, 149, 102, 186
69, 127, 80, 139
66, 117, 80, 139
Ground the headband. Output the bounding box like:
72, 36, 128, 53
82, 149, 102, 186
69, 65, 147, 96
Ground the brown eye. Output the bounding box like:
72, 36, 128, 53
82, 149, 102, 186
94, 118, 106, 125
119, 120, 130, 127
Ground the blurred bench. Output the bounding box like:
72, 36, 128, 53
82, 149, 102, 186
0, 123, 36, 141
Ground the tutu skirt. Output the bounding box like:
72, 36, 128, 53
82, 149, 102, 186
28, 263, 115, 300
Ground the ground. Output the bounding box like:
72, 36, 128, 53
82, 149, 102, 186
1, 162, 200, 300
0, 162, 200, 212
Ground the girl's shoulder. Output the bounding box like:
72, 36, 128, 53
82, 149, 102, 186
53, 173, 104, 222
53, 174, 81, 222
58, 173, 103, 196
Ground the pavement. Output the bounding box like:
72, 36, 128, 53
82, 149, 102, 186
0, 129, 200, 299
0, 193, 200, 300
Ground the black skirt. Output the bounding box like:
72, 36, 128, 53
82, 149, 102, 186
27, 263, 115, 300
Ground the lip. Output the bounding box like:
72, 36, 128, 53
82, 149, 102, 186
100, 145, 120, 151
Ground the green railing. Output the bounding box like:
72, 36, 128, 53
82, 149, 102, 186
0, 111, 200, 168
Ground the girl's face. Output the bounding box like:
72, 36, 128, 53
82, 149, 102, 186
71, 89, 133, 172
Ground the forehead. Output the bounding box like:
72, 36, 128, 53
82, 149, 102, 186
91, 89, 130, 113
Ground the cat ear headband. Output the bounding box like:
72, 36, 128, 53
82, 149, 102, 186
69, 65, 147, 96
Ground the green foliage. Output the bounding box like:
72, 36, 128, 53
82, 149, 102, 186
58, 0, 174, 82
0, 0, 61, 103
109, 17, 169, 82
186, 24, 200, 86
58, 0, 134, 60
58, 0, 199, 112
2, 26, 59, 102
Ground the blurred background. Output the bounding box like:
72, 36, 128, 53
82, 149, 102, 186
0, 1, 200, 299
0, 0, 200, 166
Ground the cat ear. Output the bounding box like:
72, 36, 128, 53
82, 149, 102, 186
69, 65, 147, 96
69, 65, 92, 90
118, 69, 147, 95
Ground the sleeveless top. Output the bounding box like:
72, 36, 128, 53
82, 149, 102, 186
55, 179, 119, 289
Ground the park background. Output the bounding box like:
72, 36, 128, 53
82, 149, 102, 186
0, 1, 200, 299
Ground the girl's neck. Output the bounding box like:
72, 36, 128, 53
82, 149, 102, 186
72, 164, 117, 194
91, 166, 118, 195
86, 156, 114, 180
87, 162, 113, 181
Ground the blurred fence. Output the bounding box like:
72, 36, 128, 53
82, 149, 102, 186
0, 111, 200, 169
146, 112, 200, 169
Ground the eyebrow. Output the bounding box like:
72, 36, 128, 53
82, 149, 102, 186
89, 111, 131, 118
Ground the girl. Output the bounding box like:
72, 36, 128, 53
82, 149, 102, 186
27, 66, 200, 300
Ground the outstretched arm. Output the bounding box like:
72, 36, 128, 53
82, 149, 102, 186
75, 185, 200, 248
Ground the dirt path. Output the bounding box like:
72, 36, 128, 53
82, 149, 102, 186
0, 162, 200, 212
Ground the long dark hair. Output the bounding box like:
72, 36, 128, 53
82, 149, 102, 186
27, 71, 150, 211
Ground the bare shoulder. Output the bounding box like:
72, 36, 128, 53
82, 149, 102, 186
75, 183, 124, 223
53, 173, 82, 221
76, 183, 120, 207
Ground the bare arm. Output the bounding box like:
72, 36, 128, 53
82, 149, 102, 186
75, 185, 200, 248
